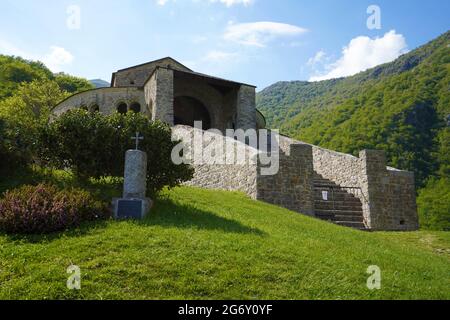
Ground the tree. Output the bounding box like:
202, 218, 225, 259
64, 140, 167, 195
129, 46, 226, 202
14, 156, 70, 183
54, 73, 95, 93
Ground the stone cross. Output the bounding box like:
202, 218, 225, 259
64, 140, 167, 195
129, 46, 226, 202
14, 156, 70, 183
132, 132, 144, 150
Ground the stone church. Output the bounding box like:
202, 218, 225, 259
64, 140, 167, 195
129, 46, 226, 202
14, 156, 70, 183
53, 57, 419, 232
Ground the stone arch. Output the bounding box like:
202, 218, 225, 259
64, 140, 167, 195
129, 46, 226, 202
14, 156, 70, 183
130, 102, 141, 113
174, 82, 222, 129
174, 96, 212, 130
117, 102, 128, 114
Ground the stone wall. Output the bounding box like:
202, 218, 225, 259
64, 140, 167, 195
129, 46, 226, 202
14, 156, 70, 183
257, 141, 315, 216
172, 126, 259, 197
53, 87, 148, 117
360, 150, 418, 231
172, 126, 315, 216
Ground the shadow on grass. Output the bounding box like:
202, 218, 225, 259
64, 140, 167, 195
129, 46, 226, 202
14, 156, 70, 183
0, 219, 112, 244
139, 197, 266, 236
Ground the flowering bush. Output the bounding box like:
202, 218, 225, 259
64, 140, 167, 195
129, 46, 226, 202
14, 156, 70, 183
0, 184, 110, 234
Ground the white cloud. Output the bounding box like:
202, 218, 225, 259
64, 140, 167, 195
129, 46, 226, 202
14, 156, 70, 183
0, 39, 74, 73
224, 21, 308, 47
309, 30, 408, 81
42, 46, 74, 73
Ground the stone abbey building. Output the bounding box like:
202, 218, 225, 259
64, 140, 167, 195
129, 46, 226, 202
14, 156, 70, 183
53, 57, 419, 231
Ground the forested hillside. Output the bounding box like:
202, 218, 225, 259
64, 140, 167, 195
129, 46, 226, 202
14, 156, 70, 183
0, 55, 93, 100
257, 31, 450, 230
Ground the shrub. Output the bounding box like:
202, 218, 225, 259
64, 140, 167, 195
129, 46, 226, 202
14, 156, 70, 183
0, 184, 109, 234
40, 110, 193, 196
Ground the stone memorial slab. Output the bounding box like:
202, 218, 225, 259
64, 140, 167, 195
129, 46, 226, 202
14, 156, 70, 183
113, 132, 153, 220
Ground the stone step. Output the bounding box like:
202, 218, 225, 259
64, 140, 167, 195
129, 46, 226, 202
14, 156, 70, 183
335, 221, 367, 229
314, 205, 363, 212
334, 214, 364, 222
314, 200, 363, 207
315, 209, 364, 216
314, 193, 361, 201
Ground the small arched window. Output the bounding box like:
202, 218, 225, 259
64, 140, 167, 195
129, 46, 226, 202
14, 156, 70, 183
117, 103, 128, 114
130, 102, 141, 113
90, 104, 100, 113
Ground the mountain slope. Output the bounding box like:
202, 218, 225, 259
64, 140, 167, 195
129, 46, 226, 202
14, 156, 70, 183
0, 183, 449, 299
90, 79, 110, 88
257, 31, 449, 228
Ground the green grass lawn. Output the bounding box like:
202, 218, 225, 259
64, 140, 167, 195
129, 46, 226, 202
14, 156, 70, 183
0, 170, 449, 300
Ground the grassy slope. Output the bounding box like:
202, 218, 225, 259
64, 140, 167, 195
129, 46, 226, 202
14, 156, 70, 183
0, 181, 449, 300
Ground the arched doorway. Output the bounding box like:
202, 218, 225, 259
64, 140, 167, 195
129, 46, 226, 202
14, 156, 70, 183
174, 96, 211, 130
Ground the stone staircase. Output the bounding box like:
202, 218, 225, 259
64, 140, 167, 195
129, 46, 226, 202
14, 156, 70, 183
313, 174, 368, 230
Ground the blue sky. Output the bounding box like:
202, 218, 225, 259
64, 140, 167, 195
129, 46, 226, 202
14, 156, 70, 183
0, 0, 449, 89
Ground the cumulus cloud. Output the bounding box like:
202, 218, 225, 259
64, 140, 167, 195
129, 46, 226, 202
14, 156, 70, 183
224, 21, 308, 47
0, 39, 74, 73
309, 30, 408, 81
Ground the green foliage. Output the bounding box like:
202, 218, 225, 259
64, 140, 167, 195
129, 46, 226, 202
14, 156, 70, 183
0, 184, 109, 234
40, 110, 194, 195
257, 30, 450, 226
0, 55, 53, 100
0, 79, 68, 169
54, 73, 94, 93
417, 178, 450, 231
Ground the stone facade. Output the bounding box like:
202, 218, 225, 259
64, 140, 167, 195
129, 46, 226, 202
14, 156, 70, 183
112, 57, 191, 88
53, 57, 257, 135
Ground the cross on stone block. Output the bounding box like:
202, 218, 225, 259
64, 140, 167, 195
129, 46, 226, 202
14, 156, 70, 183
132, 132, 144, 150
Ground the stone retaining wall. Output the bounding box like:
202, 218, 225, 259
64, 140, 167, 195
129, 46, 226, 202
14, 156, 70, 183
172, 126, 314, 215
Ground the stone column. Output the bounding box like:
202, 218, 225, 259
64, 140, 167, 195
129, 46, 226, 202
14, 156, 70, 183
149, 68, 174, 126
236, 85, 256, 131
123, 150, 147, 198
